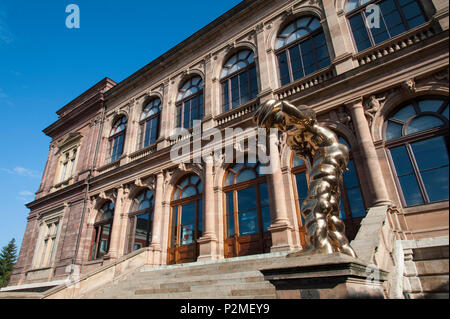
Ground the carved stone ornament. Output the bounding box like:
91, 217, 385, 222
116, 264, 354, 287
364, 95, 386, 127
401, 78, 416, 93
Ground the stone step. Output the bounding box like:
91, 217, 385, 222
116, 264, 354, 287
118, 270, 264, 287
135, 281, 274, 296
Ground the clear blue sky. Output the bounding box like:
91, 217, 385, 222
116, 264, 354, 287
0, 0, 243, 251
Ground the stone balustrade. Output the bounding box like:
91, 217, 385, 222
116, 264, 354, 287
274, 66, 336, 100
354, 22, 436, 67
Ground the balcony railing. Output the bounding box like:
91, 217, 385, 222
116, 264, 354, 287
274, 66, 336, 100
354, 21, 436, 67
214, 98, 260, 127
128, 144, 158, 162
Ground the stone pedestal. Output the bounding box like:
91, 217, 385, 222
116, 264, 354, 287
260, 253, 388, 299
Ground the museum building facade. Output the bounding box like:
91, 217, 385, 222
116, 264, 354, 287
6, 0, 449, 297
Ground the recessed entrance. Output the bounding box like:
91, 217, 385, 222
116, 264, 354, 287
167, 174, 203, 265
223, 161, 272, 258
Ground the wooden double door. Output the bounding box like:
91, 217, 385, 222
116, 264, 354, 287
167, 198, 202, 265
224, 179, 272, 258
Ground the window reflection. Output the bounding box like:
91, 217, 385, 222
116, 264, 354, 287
386, 98, 449, 206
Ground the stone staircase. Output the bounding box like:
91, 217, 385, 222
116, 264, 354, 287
80, 252, 292, 299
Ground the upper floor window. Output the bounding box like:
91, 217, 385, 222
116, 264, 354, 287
346, 0, 428, 52
176, 76, 204, 129
139, 98, 161, 149
276, 16, 331, 86
57, 147, 77, 184
91, 201, 115, 260
108, 116, 127, 163
220, 50, 259, 112
385, 97, 449, 207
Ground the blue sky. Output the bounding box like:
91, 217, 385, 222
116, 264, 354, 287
0, 0, 242, 251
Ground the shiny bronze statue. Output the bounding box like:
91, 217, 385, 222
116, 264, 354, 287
254, 100, 357, 258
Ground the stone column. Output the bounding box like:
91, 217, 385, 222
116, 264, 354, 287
346, 98, 392, 207
151, 172, 164, 250
107, 186, 124, 259
266, 130, 295, 252
198, 156, 219, 260
146, 172, 165, 266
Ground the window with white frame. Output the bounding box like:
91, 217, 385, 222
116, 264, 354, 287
57, 147, 78, 184
35, 219, 60, 268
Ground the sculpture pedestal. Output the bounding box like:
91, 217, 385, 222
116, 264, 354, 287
260, 253, 388, 299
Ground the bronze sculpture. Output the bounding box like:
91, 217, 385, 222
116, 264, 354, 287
254, 100, 357, 258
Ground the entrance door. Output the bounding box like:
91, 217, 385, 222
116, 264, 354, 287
167, 174, 203, 265
223, 161, 272, 258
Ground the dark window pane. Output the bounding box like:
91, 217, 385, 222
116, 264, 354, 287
406, 116, 444, 135
349, 15, 371, 51
398, 174, 425, 206
419, 100, 443, 113
237, 187, 257, 212
346, 187, 366, 218
239, 71, 250, 104
289, 46, 304, 81
230, 76, 240, 108
386, 121, 403, 140
343, 160, 359, 188
238, 210, 258, 235
411, 137, 449, 171
259, 183, 271, 232
295, 172, 308, 200
223, 82, 229, 111
134, 213, 150, 249
198, 199, 203, 239
278, 52, 291, 86
171, 207, 178, 247
421, 167, 449, 202
226, 192, 234, 237
392, 104, 416, 122
181, 202, 196, 225
390, 146, 414, 176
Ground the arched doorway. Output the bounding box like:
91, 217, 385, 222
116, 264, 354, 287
167, 174, 203, 265
223, 160, 272, 258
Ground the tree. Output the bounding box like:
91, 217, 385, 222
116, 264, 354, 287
0, 238, 18, 288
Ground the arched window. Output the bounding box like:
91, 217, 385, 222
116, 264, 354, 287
176, 76, 204, 129
168, 174, 203, 264
346, 0, 428, 52
223, 160, 272, 258
385, 97, 449, 207
275, 16, 331, 86
139, 98, 161, 149
108, 116, 127, 163
128, 189, 155, 252
220, 50, 259, 112
91, 201, 115, 260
